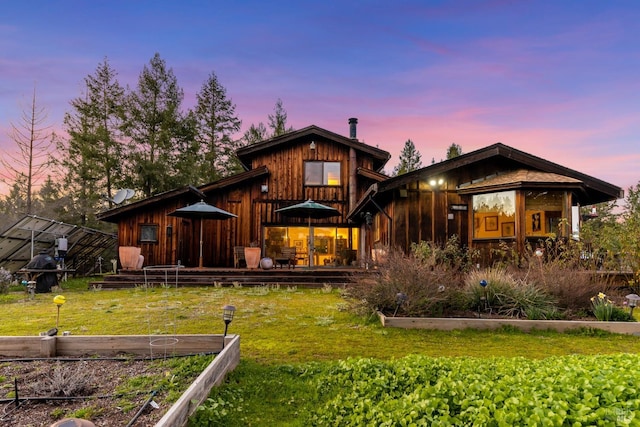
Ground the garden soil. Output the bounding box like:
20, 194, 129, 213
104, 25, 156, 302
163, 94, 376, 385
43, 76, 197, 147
0, 358, 192, 427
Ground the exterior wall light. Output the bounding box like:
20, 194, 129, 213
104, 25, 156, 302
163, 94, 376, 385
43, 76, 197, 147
309, 141, 316, 150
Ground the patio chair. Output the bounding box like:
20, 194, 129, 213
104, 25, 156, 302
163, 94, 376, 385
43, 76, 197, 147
234, 246, 246, 268
275, 247, 296, 269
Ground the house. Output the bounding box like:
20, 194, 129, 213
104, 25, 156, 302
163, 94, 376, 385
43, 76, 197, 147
98, 121, 623, 269
97, 118, 391, 268
347, 143, 623, 265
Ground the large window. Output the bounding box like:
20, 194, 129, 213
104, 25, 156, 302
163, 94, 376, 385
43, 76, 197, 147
264, 226, 358, 267
525, 191, 564, 237
305, 161, 341, 186
472, 191, 516, 239
472, 190, 567, 239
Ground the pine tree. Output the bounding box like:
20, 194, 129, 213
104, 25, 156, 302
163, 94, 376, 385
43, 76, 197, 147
242, 99, 293, 147
268, 98, 294, 137
59, 58, 125, 225
35, 175, 72, 223
392, 139, 422, 176
194, 72, 243, 181
446, 143, 463, 159
243, 123, 268, 145
122, 53, 190, 197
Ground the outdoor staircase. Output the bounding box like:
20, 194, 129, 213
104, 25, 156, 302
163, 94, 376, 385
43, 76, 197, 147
88, 267, 375, 289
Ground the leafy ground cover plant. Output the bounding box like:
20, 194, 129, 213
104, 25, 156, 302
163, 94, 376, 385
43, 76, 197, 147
197, 353, 640, 426
306, 354, 640, 426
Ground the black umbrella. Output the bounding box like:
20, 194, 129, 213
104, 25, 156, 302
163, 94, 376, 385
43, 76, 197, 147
168, 200, 237, 268
275, 200, 340, 267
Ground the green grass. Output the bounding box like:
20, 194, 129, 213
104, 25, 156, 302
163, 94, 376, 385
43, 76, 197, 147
3, 278, 640, 425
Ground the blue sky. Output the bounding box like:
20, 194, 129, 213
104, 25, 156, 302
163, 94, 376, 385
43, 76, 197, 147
1, 1, 639, 197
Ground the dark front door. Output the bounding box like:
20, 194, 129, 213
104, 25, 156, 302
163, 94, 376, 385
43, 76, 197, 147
178, 219, 196, 267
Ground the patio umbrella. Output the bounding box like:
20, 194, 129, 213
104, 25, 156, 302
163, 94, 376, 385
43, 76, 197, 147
168, 200, 237, 268
275, 199, 340, 267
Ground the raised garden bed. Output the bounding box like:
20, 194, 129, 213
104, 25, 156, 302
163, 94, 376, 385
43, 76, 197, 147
378, 312, 640, 335
0, 334, 240, 426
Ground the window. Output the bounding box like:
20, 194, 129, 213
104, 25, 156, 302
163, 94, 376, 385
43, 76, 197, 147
525, 191, 564, 237
140, 224, 158, 243
305, 161, 341, 186
472, 191, 516, 239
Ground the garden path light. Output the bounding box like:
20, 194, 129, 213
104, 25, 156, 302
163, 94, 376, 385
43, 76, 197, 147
222, 305, 236, 349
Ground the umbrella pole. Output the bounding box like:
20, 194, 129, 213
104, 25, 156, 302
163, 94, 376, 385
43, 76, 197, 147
199, 220, 204, 268
308, 216, 312, 267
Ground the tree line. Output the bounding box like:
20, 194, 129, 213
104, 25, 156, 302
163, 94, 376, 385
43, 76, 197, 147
0, 53, 293, 230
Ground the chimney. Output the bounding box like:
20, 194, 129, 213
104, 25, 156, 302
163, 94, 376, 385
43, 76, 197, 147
348, 117, 358, 140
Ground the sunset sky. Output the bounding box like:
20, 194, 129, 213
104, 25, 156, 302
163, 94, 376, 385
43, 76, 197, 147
1, 1, 639, 199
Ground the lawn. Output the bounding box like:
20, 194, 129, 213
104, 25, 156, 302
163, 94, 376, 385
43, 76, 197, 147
2, 279, 640, 425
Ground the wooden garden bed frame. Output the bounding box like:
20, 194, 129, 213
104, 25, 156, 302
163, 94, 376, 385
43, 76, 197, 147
0, 334, 240, 427
378, 312, 640, 335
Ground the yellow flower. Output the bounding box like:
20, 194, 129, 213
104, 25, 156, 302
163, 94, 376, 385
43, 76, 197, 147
598, 292, 606, 299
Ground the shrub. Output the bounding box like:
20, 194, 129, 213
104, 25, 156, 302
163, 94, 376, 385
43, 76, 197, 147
0, 267, 12, 294
345, 247, 464, 317
512, 243, 617, 312
411, 235, 478, 272
32, 362, 96, 397
464, 269, 558, 319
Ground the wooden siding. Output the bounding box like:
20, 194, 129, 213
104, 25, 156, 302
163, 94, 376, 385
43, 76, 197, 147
245, 136, 375, 205
387, 179, 467, 253
112, 134, 382, 268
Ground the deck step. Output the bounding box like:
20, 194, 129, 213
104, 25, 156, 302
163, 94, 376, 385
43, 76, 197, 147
89, 267, 374, 289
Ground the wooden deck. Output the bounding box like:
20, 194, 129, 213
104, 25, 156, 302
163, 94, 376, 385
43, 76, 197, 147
89, 266, 376, 289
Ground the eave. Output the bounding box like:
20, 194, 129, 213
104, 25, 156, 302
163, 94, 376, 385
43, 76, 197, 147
356, 167, 389, 182
236, 125, 391, 172
97, 185, 206, 223
97, 166, 269, 223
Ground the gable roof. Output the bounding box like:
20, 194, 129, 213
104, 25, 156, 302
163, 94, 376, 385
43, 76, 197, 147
236, 125, 391, 172
348, 143, 623, 219
97, 166, 269, 223
379, 143, 622, 201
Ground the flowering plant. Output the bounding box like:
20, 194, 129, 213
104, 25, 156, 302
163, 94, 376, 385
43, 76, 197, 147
591, 292, 614, 321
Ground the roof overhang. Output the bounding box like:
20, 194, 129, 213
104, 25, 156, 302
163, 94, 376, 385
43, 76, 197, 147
236, 125, 391, 172
349, 143, 624, 220
98, 166, 269, 223
456, 170, 584, 195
